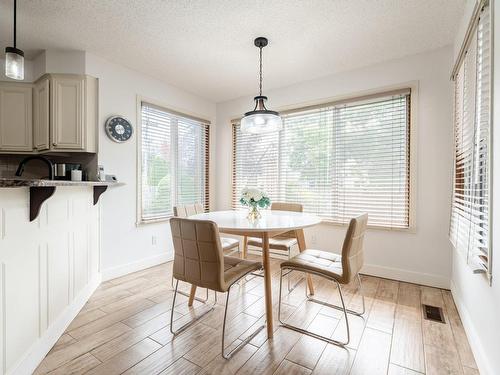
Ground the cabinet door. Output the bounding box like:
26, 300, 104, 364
51, 76, 85, 150
33, 78, 50, 151
0, 85, 33, 151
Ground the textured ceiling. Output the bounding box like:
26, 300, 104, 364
0, 0, 465, 102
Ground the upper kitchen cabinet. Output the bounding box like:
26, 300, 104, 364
0, 82, 33, 152
33, 78, 50, 151
47, 74, 98, 152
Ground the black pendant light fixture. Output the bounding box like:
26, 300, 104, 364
240, 37, 282, 134
5, 0, 24, 80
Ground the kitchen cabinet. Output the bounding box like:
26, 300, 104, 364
33, 78, 50, 151
44, 74, 98, 153
0, 74, 98, 154
0, 82, 33, 152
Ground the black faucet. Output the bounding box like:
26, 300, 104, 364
15, 156, 54, 180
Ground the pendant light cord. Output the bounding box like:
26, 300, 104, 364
259, 46, 263, 96
13, 0, 17, 48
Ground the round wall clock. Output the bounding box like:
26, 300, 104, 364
105, 116, 133, 143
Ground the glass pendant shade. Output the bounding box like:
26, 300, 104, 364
5, 47, 24, 80
241, 37, 282, 134
241, 95, 282, 134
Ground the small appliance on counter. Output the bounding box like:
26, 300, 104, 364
53, 163, 84, 181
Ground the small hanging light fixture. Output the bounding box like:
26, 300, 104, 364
240, 37, 282, 134
5, 0, 24, 80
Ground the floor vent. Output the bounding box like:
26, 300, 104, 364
422, 304, 445, 323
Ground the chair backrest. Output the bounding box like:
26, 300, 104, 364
341, 213, 368, 283
170, 217, 226, 292
271, 202, 303, 238
173, 203, 204, 218
271, 202, 303, 213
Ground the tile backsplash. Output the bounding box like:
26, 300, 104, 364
0, 153, 98, 180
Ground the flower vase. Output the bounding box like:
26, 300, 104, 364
247, 205, 261, 221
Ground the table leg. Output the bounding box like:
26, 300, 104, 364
295, 229, 315, 295
188, 284, 197, 307
242, 236, 248, 259
262, 232, 274, 338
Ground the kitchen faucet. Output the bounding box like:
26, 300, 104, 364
15, 156, 54, 180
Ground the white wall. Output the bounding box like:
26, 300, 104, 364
84, 53, 216, 280
216, 47, 454, 288
450, 1, 500, 374
25, 50, 217, 280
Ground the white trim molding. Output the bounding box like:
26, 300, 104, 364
101, 252, 172, 282
450, 280, 493, 375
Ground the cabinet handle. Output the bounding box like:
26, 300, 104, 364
52, 142, 57, 146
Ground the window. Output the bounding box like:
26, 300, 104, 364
232, 89, 413, 229
139, 102, 209, 222
450, 2, 491, 277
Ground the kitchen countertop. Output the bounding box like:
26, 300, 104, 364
0, 178, 124, 188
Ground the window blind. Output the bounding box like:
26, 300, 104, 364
140, 102, 209, 222
450, 3, 491, 276
232, 90, 412, 229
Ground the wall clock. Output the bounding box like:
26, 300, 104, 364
105, 116, 133, 143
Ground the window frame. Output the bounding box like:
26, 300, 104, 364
136, 96, 211, 225
231, 83, 418, 232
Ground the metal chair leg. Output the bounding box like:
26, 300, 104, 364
170, 279, 215, 335
171, 275, 211, 303
304, 272, 366, 316
286, 246, 304, 292
221, 284, 265, 359
278, 268, 351, 346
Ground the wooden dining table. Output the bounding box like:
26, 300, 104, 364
188, 209, 322, 338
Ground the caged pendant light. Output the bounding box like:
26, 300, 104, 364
240, 37, 282, 134
5, 0, 24, 80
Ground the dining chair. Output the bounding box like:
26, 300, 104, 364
172, 203, 240, 302
245, 202, 304, 291
174, 203, 240, 255
169, 217, 265, 359
278, 213, 368, 346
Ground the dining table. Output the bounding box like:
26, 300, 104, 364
188, 209, 322, 339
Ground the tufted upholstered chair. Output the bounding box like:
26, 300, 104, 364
169, 217, 265, 359
278, 213, 368, 346
245, 202, 303, 291
172, 203, 240, 303
174, 203, 240, 254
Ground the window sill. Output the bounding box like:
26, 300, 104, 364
136, 216, 172, 226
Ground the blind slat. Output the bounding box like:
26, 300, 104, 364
450, 4, 491, 277
141, 103, 209, 221
232, 92, 411, 229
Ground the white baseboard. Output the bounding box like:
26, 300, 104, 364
11, 275, 101, 375
101, 253, 173, 282
248, 247, 449, 288
360, 264, 450, 289
450, 280, 493, 375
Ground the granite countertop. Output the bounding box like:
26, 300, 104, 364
0, 178, 124, 188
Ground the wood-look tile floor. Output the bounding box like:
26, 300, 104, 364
36, 257, 479, 375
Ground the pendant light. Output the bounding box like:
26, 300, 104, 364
5, 0, 24, 80
240, 37, 282, 134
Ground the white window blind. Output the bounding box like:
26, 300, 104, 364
450, 3, 491, 276
232, 90, 412, 229
140, 102, 209, 222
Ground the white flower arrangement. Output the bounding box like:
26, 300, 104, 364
240, 187, 271, 209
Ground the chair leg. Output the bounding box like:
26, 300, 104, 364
304, 272, 366, 317
170, 279, 216, 335
278, 268, 351, 346
286, 246, 304, 292
221, 284, 265, 359
172, 275, 210, 304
